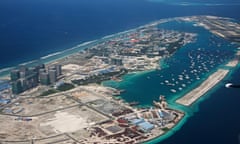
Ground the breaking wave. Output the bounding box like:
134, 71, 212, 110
148, 0, 240, 6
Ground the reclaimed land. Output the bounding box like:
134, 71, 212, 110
1, 15, 240, 144
176, 69, 229, 106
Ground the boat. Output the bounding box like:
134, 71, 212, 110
225, 83, 240, 88
182, 84, 186, 87
170, 89, 177, 93
129, 101, 139, 106
119, 89, 126, 93
167, 83, 175, 86
225, 83, 233, 88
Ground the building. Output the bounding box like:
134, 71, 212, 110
19, 65, 28, 73
39, 68, 45, 74
19, 65, 28, 78
48, 70, 57, 84
0, 80, 11, 91
11, 64, 40, 93
130, 118, 154, 133
34, 64, 45, 76
131, 118, 145, 125
111, 58, 123, 66
36, 64, 45, 70
39, 72, 49, 85
55, 65, 62, 77
10, 70, 20, 81
23, 73, 38, 90
0, 99, 11, 105
159, 110, 174, 121
12, 80, 23, 94
10, 63, 62, 94
138, 121, 154, 132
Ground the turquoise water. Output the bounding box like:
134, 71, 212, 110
103, 20, 236, 105
103, 20, 238, 143
1, 1, 239, 143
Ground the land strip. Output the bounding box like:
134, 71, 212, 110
1, 15, 240, 144
176, 69, 229, 106
225, 50, 240, 67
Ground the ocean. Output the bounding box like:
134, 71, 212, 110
160, 68, 240, 144
0, 0, 240, 69
0, 0, 240, 143
103, 19, 240, 143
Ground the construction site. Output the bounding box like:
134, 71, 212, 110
0, 85, 183, 144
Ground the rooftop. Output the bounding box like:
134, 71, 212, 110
138, 121, 154, 132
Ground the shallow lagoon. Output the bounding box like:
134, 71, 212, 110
103, 20, 239, 143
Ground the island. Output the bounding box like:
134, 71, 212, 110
0, 15, 239, 144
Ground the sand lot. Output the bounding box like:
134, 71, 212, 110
0, 106, 109, 142
41, 111, 88, 133
71, 90, 100, 103
40, 106, 109, 135
3, 94, 78, 116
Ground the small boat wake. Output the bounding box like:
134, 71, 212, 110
225, 83, 240, 88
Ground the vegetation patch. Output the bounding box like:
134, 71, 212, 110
57, 83, 75, 91
40, 89, 59, 96
162, 127, 170, 132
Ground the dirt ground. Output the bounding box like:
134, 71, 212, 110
3, 94, 78, 116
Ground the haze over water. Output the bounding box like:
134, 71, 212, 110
0, 0, 240, 144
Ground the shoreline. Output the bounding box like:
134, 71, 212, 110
0, 16, 191, 144
143, 108, 185, 144
0, 15, 203, 78
176, 49, 240, 106
0, 17, 173, 78
1, 15, 240, 144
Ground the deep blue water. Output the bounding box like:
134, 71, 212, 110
0, 0, 240, 68
0, 0, 240, 144
161, 68, 240, 144
103, 20, 240, 144
102, 18, 240, 143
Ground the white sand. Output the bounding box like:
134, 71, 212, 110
225, 59, 239, 67
225, 51, 240, 67
62, 64, 81, 71
41, 111, 89, 133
